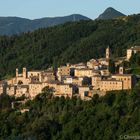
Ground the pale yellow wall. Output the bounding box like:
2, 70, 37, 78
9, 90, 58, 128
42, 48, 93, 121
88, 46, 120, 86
127, 49, 133, 60
57, 66, 70, 81
87, 59, 99, 69
70, 63, 87, 69
92, 74, 133, 91
7, 86, 16, 96
29, 83, 43, 98
28, 71, 42, 82
100, 69, 110, 76
99, 80, 123, 91
54, 84, 73, 98
42, 74, 55, 82
28, 71, 41, 77
7, 78, 15, 85
16, 86, 29, 97
112, 75, 132, 90
75, 69, 94, 77
64, 77, 83, 86
92, 76, 102, 89
79, 86, 90, 100
57, 67, 70, 75
15, 77, 30, 85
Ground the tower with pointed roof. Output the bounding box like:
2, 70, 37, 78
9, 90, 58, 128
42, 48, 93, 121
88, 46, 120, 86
106, 46, 111, 59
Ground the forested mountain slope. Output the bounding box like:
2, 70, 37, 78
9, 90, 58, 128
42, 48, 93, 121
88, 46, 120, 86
1, 14, 140, 79
0, 14, 90, 35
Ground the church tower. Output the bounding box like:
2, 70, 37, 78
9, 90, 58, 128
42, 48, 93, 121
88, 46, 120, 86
23, 67, 27, 78
16, 68, 19, 77
106, 46, 111, 59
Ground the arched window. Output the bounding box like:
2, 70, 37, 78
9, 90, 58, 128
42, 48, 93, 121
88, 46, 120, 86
18, 80, 23, 85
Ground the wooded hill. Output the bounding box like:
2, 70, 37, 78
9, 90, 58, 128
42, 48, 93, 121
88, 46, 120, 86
1, 14, 140, 79
0, 85, 140, 140
0, 14, 90, 36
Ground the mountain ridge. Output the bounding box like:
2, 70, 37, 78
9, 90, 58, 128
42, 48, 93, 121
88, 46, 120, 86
0, 14, 91, 35
97, 7, 126, 20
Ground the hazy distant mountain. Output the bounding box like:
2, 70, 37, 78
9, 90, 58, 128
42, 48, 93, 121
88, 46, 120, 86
97, 7, 125, 20
0, 14, 90, 35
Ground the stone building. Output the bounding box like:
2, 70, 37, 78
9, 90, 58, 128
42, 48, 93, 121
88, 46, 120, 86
57, 65, 71, 81
41, 70, 55, 82
4, 68, 57, 98
100, 69, 110, 76
112, 74, 136, 90
29, 82, 43, 98
98, 79, 123, 92
16, 85, 29, 97
6, 85, 16, 96
92, 74, 136, 92
127, 46, 140, 60
98, 58, 109, 66
87, 59, 100, 69
78, 86, 90, 100
53, 84, 73, 98
92, 75, 102, 89
75, 68, 99, 77
70, 63, 87, 69
64, 76, 91, 86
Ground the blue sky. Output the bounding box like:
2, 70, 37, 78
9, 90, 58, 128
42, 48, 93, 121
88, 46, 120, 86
0, 0, 140, 19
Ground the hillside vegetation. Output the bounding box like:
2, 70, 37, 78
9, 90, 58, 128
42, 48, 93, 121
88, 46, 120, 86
0, 86, 140, 140
1, 14, 140, 79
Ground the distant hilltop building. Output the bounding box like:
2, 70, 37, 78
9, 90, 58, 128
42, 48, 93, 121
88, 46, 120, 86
127, 46, 140, 60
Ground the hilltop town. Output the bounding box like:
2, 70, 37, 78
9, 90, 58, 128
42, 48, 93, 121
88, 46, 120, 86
0, 46, 140, 101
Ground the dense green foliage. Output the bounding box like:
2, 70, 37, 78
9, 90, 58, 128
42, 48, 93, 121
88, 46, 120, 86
1, 14, 140, 79
0, 86, 140, 140
0, 14, 90, 35
123, 53, 140, 74
128, 53, 140, 75
109, 59, 116, 73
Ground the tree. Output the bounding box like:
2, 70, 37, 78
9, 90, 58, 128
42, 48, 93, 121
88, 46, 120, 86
41, 86, 54, 98
108, 59, 116, 74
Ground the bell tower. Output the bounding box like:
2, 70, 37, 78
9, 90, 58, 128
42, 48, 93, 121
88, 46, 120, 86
106, 46, 111, 59
16, 68, 19, 77
23, 67, 27, 78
